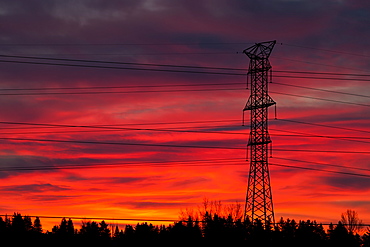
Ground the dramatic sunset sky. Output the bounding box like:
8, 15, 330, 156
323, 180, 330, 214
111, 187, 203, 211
0, 0, 370, 230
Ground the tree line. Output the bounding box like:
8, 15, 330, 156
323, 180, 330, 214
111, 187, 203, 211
0, 211, 370, 247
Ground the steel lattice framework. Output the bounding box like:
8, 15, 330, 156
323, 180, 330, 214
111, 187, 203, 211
243, 40, 276, 225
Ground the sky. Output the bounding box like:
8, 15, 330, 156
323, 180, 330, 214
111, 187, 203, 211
0, 0, 370, 230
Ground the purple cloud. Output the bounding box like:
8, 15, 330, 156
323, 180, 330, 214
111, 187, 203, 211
0, 183, 70, 193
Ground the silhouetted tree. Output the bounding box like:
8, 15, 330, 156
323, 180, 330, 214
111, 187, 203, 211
4, 215, 11, 229
0, 215, 11, 243
99, 220, 110, 241
80, 221, 100, 237
76, 220, 112, 246
137, 222, 159, 243
8, 213, 38, 245
49, 218, 77, 247
341, 209, 363, 234
166, 219, 202, 245
67, 218, 74, 235
362, 228, 370, 247
295, 220, 326, 247
275, 218, 297, 246
24, 215, 33, 231
0, 217, 6, 232
246, 218, 272, 247
2, 209, 369, 246
52, 218, 64, 234
0, 216, 8, 242
122, 224, 135, 244
33, 217, 42, 233
112, 225, 123, 239
11, 213, 26, 233
328, 221, 360, 247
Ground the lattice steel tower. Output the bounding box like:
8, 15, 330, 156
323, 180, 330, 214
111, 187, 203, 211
243, 41, 276, 225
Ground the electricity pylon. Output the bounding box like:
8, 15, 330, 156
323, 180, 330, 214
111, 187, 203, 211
243, 40, 276, 225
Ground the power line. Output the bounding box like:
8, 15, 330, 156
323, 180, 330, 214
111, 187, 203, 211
2, 55, 370, 84
4, 52, 370, 80
0, 85, 367, 111
1, 41, 369, 59
0, 119, 242, 131
0, 82, 245, 91
1, 214, 370, 226
0, 136, 246, 150
275, 70, 370, 78
0, 125, 369, 146
271, 91, 370, 108
0, 129, 368, 148
0, 124, 238, 132
0, 214, 176, 222
280, 43, 370, 58
0, 81, 367, 101
0, 118, 369, 149
0, 87, 368, 111
270, 163, 370, 178
272, 56, 370, 73
0, 119, 238, 127
11, 130, 370, 143
1, 118, 369, 136
0, 54, 247, 71
0, 59, 246, 76
0, 158, 247, 171
100, 119, 239, 127
0, 80, 367, 98
272, 82, 370, 99
270, 129, 370, 145
3, 54, 370, 78
0, 88, 243, 96
0, 54, 244, 72
1, 154, 370, 178
275, 119, 370, 134
273, 133, 370, 140
273, 74, 370, 82
0, 85, 366, 111
0, 55, 368, 101
272, 157, 370, 173
1, 156, 370, 179
273, 148, 370, 154
0, 122, 241, 132
0, 42, 252, 46
0, 125, 248, 136
0, 120, 241, 130
1, 120, 369, 142
0, 136, 370, 154
2, 52, 240, 56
